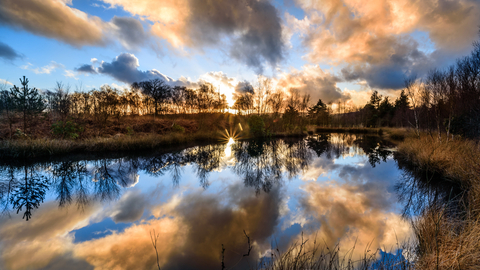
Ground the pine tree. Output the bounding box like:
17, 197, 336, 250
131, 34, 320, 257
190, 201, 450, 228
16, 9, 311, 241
10, 76, 45, 133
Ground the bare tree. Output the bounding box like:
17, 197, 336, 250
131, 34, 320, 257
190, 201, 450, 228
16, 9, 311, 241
133, 79, 171, 120
404, 76, 421, 138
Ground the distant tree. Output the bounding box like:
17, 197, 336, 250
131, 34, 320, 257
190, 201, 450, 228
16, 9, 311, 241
369, 90, 382, 109
363, 90, 382, 127
0, 84, 15, 138
45, 81, 71, 121
283, 105, 300, 131
171, 86, 187, 114
393, 90, 410, 127
404, 77, 421, 137
378, 97, 394, 126
308, 99, 329, 126
133, 79, 171, 119
267, 91, 285, 117
10, 76, 45, 134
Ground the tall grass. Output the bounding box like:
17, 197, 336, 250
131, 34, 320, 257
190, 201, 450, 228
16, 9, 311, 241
257, 239, 415, 270
397, 135, 480, 270
398, 135, 480, 188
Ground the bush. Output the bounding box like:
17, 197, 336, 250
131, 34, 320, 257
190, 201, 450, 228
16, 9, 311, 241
172, 122, 185, 133
51, 121, 83, 139
247, 115, 265, 137
126, 126, 134, 136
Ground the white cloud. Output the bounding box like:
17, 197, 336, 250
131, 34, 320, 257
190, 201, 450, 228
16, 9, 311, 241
0, 78, 13, 86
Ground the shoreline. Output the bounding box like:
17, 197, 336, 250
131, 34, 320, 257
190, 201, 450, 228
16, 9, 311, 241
0, 126, 413, 160
0, 126, 404, 161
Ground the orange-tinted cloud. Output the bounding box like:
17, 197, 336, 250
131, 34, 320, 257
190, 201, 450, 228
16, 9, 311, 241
291, 0, 480, 89
293, 181, 412, 260
102, 0, 286, 72
0, 183, 284, 270
276, 65, 350, 103
0, 0, 105, 47
0, 0, 149, 49
0, 201, 101, 270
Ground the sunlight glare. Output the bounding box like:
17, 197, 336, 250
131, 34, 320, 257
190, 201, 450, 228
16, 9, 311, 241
224, 137, 235, 157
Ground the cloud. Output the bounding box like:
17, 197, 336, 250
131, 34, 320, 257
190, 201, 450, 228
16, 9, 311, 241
75, 64, 97, 74
0, 202, 100, 270
0, 79, 13, 86
0, 0, 150, 50
293, 180, 412, 260
0, 181, 284, 270
234, 80, 254, 95
291, 0, 480, 89
69, 183, 283, 270
76, 53, 227, 91
109, 190, 148, 223
276, 65, 350, 103
0, 0, 106, 47
75, 53, 169, 84
109, 16, 149, 50
102, 0, 286, 72
21, 61, 65, 74
0, 41, 21, 61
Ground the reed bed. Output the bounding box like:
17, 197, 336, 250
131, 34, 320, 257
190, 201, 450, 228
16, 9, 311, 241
397, 135, 480, 270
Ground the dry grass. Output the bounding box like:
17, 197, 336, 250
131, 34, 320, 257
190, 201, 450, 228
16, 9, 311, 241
314, 127, 384, 135
0, 131, 220, 159
255, 236, 414, 270
412, 205, 480, 269
398, 135, 480, 188
398, 135, 480, 270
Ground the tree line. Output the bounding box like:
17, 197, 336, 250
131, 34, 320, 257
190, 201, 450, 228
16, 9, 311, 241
0, 38, 479, 140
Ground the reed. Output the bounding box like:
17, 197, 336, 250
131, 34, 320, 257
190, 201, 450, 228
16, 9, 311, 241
398, 135, 480, 270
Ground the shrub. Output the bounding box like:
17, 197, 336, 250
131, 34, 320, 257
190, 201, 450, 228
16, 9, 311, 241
126, 126, 134, 136
172, 123, 185, 133
51, 121, 83, 139
247, 115, 265, 137
14, 128, 28, 139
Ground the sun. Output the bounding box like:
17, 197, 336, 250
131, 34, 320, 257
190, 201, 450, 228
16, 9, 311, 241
199, 72, 238, 107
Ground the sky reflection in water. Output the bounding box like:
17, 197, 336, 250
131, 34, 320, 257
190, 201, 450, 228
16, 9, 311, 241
0, 134, 412, 270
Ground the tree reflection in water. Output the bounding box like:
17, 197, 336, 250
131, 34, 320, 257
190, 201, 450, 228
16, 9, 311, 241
0, 134, 404, 221
394, 153, 465, 219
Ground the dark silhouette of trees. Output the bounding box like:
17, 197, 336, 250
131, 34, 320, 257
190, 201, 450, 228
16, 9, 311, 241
393, 90, 410, 127
308, 99, 329, 126
0, 87, 15, 138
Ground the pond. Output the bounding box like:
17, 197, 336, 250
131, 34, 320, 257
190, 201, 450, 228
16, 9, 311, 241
0, 134, 417, 270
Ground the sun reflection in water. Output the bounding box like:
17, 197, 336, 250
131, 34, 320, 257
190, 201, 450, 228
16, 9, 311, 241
224, 137, 235, 157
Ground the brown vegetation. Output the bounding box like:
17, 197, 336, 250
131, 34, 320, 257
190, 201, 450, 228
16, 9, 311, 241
398, 135, 480, 269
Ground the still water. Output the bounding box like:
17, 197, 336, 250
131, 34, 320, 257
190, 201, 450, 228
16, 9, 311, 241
0, 134, 415, 269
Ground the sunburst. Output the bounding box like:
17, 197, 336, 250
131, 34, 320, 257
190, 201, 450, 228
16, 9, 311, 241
219, 123, 244, 143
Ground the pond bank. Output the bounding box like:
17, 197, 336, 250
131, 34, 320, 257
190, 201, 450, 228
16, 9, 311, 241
396, 135, 480, 269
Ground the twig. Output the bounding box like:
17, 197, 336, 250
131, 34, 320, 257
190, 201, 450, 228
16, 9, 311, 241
150, 229, 161, 270
243, 230, 252, 257
221, 244, 226, 270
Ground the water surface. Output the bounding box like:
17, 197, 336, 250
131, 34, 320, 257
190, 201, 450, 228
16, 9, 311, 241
0, 134, 413, 270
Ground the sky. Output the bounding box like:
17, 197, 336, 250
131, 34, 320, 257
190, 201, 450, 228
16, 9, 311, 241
1, 0, 479, 107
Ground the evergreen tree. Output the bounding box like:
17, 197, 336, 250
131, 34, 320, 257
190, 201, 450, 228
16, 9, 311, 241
10, 76, 45, 133
378, 97, 394, 126
308, 99, 329, 125
364, 90, 382, 127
